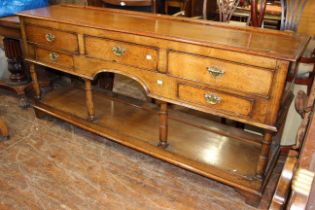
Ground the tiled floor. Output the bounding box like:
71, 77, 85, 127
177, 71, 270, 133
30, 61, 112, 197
0, 77, 284, 210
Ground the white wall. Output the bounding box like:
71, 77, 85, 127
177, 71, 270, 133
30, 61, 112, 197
0, 48, 9, 80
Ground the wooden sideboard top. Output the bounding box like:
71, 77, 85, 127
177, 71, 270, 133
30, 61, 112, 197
18, 4, 309, 62
0, 16, 20, 29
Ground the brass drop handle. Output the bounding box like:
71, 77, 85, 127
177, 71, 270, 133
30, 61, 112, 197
112, 46, 125, 57
45, 33, 55, 42
49, 52, 59, 62
207, 66, 225, 78
204, 93, 221, 105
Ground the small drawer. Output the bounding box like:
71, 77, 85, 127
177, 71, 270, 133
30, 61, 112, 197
85, 36, 158, 71
168, 51, 274, 97
178, 83, 254, 117
25, 25, 78, 53
35, 48, 74, 69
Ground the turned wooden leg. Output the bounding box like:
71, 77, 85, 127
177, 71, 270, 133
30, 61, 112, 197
0, 118, 9, 141
84, 79, 95, 121
158, 101, 168, 148
29, 63, 41, 100
3, 38, 27, 83
256, 131, 273, 178
0, 38, 33, 108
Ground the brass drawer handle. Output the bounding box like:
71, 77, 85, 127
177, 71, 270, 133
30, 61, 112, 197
45, 33, 56, 42
49, 52, 59, 62
207, 66, 225, 78
112, 46, 125, 57
204, 93, 221, 105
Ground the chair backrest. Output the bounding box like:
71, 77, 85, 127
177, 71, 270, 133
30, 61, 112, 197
280, 0, 308, 31
216, 0, 240, 22
199, 0, 240, 21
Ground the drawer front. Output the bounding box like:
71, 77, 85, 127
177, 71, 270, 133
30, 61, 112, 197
85, 36, 158, 71
178, 83, 254, 117
36, 48, 74, 69
168, 51, 274, 97
25, 25, 79, 53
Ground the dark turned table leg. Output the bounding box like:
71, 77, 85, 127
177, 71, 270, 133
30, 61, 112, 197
0, 37, 32, 108
3, 38, 26, 82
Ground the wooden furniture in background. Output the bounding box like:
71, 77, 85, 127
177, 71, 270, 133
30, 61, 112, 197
250, 0, 267, 27
18, 4, 309, 206
280, 0, 308, 31
86, 0, 104, 6
217, 0, 240, 22
298, 0, 315, 36
280, 0, 314, 95
294, 50, 315, 95
0, 16, 32, 107
101, 0, 156, 12
181, 0, 216, 17
270, 150, 298, 209
165, 0, 185, 14
0, 119, 9, 141
295, 0, 315, 96
270, 80, 315, 209
233, 3, 281, 28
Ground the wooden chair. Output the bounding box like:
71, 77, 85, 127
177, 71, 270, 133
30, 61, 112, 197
270, 79, 315, 209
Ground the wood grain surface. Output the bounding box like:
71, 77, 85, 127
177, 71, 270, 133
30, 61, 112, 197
0, 89, 286, 209
18, 4, 310, 61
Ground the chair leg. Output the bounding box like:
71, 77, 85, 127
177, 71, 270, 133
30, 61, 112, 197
307, 73, 315, 95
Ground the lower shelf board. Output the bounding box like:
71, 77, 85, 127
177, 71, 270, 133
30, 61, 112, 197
33, 87, 279, 199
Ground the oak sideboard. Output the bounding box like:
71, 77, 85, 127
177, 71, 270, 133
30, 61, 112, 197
18, 4, 309, 206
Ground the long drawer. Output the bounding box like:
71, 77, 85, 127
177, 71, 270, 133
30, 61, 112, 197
168, 51, 274, 97
177, 83, 254, 117
85, 36, 159, 71
25, 24, 79, 53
